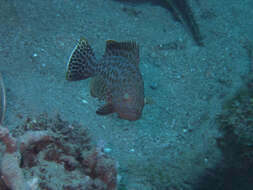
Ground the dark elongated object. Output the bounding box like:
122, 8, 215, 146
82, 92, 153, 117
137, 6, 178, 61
114, 0, 204, 46
166, 0, 204, 46
0, 73, 6, 124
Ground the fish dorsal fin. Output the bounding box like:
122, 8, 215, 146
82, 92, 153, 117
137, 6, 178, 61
96, 103, 114, 115
104, 40, 139, 65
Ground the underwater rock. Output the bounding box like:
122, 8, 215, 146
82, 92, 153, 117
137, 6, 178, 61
195, 83, 253, 190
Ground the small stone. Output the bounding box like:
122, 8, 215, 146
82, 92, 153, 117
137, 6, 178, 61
183, 129, 188, 133
130, 148, 135, 152
150, 52, 156, 58
104, 148, 112, 153
81, 99, 88, 104
150, 82, 158, 90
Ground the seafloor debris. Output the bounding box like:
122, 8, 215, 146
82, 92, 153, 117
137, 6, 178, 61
0, 114, 118, 190
165, 0, 204, 46
0, 73, 6, 125
116, 0, 204, 46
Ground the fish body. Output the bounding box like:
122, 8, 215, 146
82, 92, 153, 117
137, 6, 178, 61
66, 38, 144, 121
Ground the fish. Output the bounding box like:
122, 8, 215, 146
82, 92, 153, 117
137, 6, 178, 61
66, 38, 144, 121
0, 73, 6, 125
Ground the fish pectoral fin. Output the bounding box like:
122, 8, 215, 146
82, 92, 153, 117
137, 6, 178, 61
96, 103, 114, 115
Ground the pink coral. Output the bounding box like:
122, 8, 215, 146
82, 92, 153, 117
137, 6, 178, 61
82, 148, 117, 190
0, 114, 118, 190
0, 125, 50, 190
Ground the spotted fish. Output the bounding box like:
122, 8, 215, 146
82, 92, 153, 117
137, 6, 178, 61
66, 38, 144, 121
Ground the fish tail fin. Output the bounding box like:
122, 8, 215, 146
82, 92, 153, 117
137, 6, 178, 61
66, 37, 97, 81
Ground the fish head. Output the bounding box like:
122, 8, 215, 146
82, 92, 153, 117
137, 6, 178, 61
113, 87, 144, 121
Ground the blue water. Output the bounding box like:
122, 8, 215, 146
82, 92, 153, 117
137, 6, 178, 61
0, 0, 253, 189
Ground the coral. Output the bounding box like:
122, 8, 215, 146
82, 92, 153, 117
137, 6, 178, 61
0, 114, 118, 190
82, 148, 117, 190
0, 125, 48, 190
